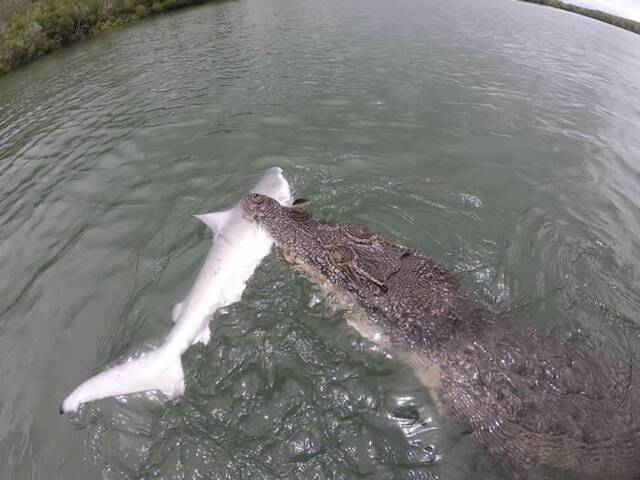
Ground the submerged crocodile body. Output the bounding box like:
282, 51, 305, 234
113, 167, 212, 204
241, 193, 640, 480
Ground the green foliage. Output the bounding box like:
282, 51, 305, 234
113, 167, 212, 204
519, 0, 640, 34
133, 4, 150, 18
151, 2, 163, 14
0, 0, 215, 75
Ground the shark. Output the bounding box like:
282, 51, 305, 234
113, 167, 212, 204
60, 167, 292, 413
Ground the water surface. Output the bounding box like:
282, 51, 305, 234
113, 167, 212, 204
1, 0, 640, 478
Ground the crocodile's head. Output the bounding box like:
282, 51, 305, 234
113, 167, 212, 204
240, 193, 404, 299
241, 192, 467, 351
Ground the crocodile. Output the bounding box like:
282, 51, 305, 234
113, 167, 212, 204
240, 192, 640, 480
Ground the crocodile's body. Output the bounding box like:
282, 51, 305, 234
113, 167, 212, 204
241, 193, 640, 479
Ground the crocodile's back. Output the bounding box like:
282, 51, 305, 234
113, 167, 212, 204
365, 248, 640, 477
432, 323, 640, 478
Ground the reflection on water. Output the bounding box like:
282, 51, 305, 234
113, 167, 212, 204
0, 0, 639, 478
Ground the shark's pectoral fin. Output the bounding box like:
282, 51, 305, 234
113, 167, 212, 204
193, 209, 234, 235
172, 301, 185, 322
194, 325, 211, 345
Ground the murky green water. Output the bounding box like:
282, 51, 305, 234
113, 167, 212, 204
1, 0, 640, 478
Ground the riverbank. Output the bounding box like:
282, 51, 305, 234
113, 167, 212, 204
519, 0, 640, 34
0, 0, 219, 76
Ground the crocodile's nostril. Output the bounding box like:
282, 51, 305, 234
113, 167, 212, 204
250, 193, 265, 205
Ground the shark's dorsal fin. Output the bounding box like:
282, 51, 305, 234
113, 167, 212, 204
193, 209, 233, 235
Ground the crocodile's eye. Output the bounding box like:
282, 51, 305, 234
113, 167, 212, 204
328, 245, 354, 265
344, 224, 372, 242
374, 284, 388, 297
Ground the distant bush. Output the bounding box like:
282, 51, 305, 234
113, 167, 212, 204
519, 0, 640, 34
133, 4, 151, 19
0, 0, 216, 75
151, 2, 163, 14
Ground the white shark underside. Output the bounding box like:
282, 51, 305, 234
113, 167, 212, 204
60, 167, 292, 413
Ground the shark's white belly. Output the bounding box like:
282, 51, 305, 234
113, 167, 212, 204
60, 167, 292, 413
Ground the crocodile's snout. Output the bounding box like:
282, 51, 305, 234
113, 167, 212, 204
240, 193, 273, 222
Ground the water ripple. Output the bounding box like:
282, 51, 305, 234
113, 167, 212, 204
0, 0, 639, 478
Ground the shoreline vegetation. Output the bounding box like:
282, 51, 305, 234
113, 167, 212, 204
0, 0, 217, 76
1, 1, 638, 77
519, 0, 640, 34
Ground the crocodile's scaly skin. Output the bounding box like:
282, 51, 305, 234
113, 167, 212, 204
241, 193, 640, 479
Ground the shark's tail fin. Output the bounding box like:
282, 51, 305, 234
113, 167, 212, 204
60, 345, 184, 414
